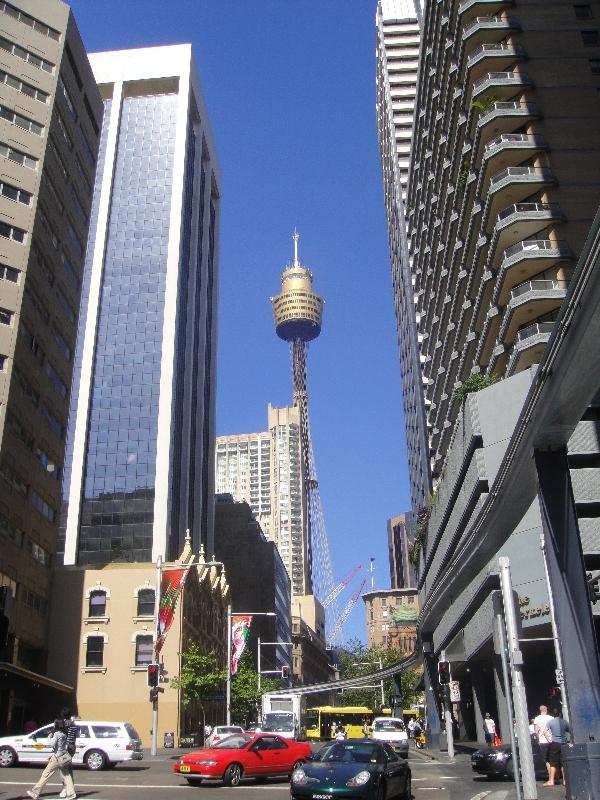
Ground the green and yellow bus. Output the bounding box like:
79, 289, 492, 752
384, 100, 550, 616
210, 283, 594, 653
304, 706, 374, 740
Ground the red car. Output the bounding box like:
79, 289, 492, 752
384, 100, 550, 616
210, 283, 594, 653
173, 732, 312, 787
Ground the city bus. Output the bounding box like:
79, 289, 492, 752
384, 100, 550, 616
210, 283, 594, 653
304, 706, 374, 740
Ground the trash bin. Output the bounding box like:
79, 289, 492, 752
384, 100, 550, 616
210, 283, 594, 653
163, 732, 174, 748
563, 742, 600, 799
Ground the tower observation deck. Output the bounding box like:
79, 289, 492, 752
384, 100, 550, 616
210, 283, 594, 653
271, 233, 338, 638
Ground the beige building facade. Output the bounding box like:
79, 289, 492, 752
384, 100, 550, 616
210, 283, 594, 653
0, 0, 102, 733
47, 543, 229, 747
362, 588, 418, 654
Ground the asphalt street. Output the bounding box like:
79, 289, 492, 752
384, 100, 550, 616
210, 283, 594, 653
0, 746, 566, 800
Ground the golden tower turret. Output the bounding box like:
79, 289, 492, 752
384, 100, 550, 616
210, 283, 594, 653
271, 231, 323, 342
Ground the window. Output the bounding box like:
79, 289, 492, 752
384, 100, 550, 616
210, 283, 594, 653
0, 36, 55, 71
45, 361, 67, 398
582, 29, 600, 44
41, 403, 64, 439
408, 595, 415, 604
574, 4, 593, 18
381, 597, 387, 607
58, 75, 77, 121
0, 141, 37, 169
86, 636, 104, 667
590, 58, 600, 73
30, 489, 56, 521
0, 180, 31, 205
0, 222, 25, 243
0, 68, 48, 102
89, 590, 106, 617
0, 2, 61, 40
0, 104, 43, 135
137, 588, 155, 616
0, 307, 13, 325
135, 635, 153, 666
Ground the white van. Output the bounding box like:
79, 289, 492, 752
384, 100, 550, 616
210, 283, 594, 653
370, 717, 409, 758
0, 720, 143, 770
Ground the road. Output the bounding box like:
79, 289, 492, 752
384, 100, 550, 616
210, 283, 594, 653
0, 746, 562, 800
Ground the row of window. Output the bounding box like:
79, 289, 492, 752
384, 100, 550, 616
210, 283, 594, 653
0, 511, 51, 565
0, 460, 57, 521
0, 1, 61, 40
0, 67, 48, 103
85, 633, 153, 668
11, 365, 67, 442
0, 35, 54, 73
0, 140, 37, 170
6, 410, 61, 480
88, 587, 155, 618
0, 178, 31, 205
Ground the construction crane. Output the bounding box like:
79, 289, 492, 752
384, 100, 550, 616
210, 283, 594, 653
323, 565, 363, 608
328, 576, 367, 644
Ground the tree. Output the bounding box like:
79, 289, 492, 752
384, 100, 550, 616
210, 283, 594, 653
230, 650, 280, 726
453, 372, 498, 404
336, 639, 421, 712
170, 643, 226, 708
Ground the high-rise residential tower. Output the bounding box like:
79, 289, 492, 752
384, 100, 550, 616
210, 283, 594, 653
0, 0, 102, 724
60, 45, 221, 566
376, 0, 430, 511
387, 513, 417, 589
215, 403, 307, 595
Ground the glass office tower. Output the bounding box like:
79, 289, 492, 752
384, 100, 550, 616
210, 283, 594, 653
59, 45, 221, 566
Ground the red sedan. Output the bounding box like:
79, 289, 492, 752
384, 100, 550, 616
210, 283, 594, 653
173, 732, 312, 787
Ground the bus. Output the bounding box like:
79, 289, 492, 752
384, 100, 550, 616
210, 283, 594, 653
304, 706, 374, 740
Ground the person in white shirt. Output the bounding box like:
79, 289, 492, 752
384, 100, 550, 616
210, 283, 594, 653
533, 705, 553, 782
483, 713, 496, 746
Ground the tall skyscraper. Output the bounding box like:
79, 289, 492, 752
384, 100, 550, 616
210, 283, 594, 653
216, 404, 308, 596
0, 0, 102, 724
60, 45, 221, 566
387, 513, 416, 589
376, 0, 430, 511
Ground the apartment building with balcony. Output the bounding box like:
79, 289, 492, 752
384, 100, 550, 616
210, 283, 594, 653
0, 0, 102, 732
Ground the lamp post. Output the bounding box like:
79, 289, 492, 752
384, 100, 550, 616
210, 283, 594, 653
257, 638, 293, 692
226, 607, 277, 725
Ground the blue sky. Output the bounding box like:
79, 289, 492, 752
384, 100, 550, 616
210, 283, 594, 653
68, 0, 411, 642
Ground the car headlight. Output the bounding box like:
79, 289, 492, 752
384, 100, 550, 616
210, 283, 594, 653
292, 768, 311, 785
195, 759, 217, 766
495, 753, 507, 761
346, 770, 372, 787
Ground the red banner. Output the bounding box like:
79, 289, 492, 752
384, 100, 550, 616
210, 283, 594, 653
155, 566, 190, 658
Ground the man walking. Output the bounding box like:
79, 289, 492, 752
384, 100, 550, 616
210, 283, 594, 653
483, 713, 496, 746
59, 707, 78, 800
534, 704, 553, 782
544, 708, 570, 787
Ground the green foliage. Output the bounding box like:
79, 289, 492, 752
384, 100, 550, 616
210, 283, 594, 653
456, 156, 471, 197
170, 643, 225, 709
471, 93, 499, 118
336, 640, 421, 711
230, 650, 280, 726
409, 506, 431, 568
453, 372, 499, 405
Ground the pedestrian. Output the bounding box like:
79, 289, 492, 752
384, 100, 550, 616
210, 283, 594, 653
26, 718, 76, 800
59, 707, 78, 799
533, 704, 553, 781
544, 708, 570, 787
483, 713, 496, 746
362, 718, 369, 737
408, 717, 416, 738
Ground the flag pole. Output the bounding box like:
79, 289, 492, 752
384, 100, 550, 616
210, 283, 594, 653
152, 554, 162, 757
226, 603, 232, 725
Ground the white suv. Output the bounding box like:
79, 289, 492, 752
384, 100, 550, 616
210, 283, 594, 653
205, 725, 244, 747
370, 717, 409, 758
0, 720, 143, 770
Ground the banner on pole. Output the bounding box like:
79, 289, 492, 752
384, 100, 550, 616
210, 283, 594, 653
230, 615, 253, 675
155, 566, 190, 658
449, 680, 461, 703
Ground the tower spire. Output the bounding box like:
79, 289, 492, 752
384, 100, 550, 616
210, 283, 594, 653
292, 229, 300, 267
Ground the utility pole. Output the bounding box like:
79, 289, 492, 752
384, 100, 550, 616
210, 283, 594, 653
499, 557, 537, 800
440, 650, 454, 760
226, 603, 232, 725
151, 554, 162, 757
257, 635, 261, 693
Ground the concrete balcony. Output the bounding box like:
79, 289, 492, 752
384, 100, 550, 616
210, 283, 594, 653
474, 102, 540, 162
497, 279, 567, 345
462, 16, 521, 49
458, 0, 513, 23
484, 166, 556, 228
472, 70, 532, 102
490, 202, 564, 262
495, 239, 573, 303
505, 320, 555, 375
467, 43, 526, 83
481, 133, 547, 180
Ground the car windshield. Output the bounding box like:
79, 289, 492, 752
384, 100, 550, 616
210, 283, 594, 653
374, 719, 405, 732
262, 714, 294, 732
212, 735, 252, 749
315, 742, 380, 764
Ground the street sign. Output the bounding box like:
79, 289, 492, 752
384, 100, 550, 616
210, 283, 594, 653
449, 680, 461, 702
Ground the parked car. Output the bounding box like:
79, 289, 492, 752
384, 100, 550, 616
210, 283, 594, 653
471, 736, 547, 780
370, 717, 409, 758
0, 720, 143, 770
205, 725, 244, 747
173, 732, 312, 786
291, 739, 411, 799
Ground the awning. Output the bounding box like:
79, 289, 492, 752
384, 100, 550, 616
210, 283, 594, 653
0, 662, 73, 693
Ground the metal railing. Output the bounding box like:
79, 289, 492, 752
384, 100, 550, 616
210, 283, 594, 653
463, 15, 515, 36
485, 133, 544, 152
497, 201, 559, 222
503, 239, 565, 259
511, 279, 568, 298
479, 101, 538, 124
473, 70, 530, 91
469, 42, 524, 61
490, 165, 553, 185
514, 320, 555, 341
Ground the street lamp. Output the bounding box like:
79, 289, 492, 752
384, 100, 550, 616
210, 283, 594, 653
226, 605, 276, 725
257, 638, 293, 692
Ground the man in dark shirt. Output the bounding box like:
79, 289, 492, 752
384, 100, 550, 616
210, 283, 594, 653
59, 708, 78, 799
544, 708, 569, 787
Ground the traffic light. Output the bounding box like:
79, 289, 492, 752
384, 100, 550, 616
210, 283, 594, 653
281, 665, 290, 679
549, 686, 561, 699
147, 663, 160, 688
438, 660, 451, 685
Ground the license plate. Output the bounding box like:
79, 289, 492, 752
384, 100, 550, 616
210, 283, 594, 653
313, 795, 333, 799
179, 765, 190, 773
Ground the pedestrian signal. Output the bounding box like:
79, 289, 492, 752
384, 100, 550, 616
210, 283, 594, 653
281, 665, 290, 679
147, 663, 160, 688
438, 660, 451, 685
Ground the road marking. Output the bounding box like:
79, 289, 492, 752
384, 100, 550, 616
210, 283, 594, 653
469, 791, 491, 800
0, 781, 285, 791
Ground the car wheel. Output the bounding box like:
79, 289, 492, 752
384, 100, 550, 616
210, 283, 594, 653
186, 778, 203, 786
0, 746, 17, 767
84, 748, 108, 770
403, 773, 412, 799
292, 759, 305, 771
223, 762, 243, 786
